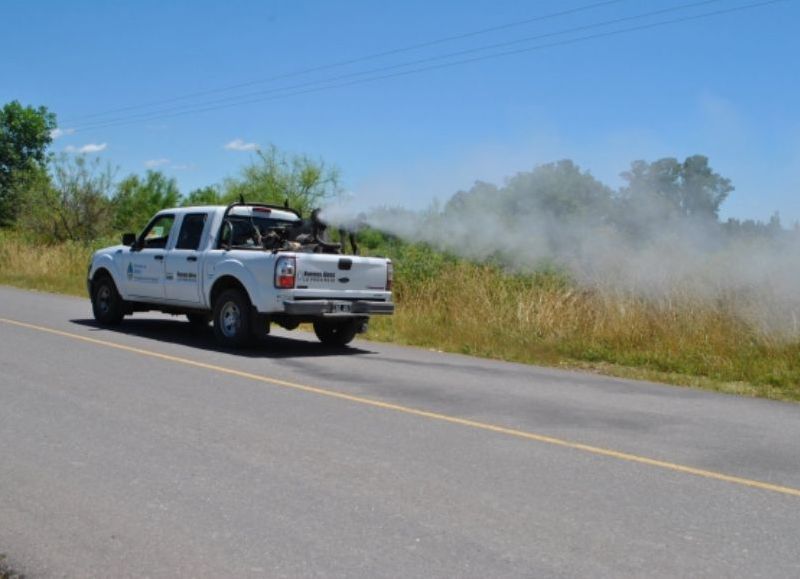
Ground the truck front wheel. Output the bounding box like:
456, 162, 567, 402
313, 319, 361, 347
91, 274, 125, 326
212, 289, 252, 348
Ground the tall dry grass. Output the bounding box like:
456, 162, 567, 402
367, 262, 800, 400
0, 231, 96, 296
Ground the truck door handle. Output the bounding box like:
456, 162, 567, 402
154, 255, 164, 261
186, 256, 197, 262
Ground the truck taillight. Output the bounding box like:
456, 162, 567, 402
386, 261, 393, 291
275, 256, 296, 289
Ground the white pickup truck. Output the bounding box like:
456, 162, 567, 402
87, 202, 394, 347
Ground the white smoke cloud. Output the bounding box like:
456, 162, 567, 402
325, 166, 800, 337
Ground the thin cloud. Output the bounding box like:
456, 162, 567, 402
144, 158, 170, 168
50, 127, 75, 139
65, 143, 108, 154
224, 138, 258, 152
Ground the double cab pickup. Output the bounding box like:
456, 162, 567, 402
87, 202, 394, 347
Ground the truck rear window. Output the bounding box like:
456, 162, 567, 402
220, 216, 299, 248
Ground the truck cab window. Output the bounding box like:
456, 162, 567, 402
176, 213, 208, 250
141, 215, 175, 249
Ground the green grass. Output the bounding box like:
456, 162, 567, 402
3, 231, 798, 401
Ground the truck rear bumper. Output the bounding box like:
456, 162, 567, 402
282, 300, 395, 317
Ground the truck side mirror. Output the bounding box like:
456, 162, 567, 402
122, 233, 137, 247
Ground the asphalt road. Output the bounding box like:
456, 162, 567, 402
1, 286, 800, 578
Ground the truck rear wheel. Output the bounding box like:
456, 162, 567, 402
212, 289, 252, 348
91, 274, 125, 326
313, 319, 360, 347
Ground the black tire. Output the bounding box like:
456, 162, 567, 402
91, 274, 125, 326
313, 319, 360, 347
186, 313, 211, 327
250, 313, 271, 341
212, 288, 252, 348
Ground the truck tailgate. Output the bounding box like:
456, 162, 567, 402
294, 254, 388, 295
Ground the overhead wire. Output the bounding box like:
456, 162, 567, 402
62, 0, 631, 124
69, 0, 727, 130
69, 0, 786, 132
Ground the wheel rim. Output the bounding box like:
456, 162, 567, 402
219, 301, 241, 338
96, 285, 112, 314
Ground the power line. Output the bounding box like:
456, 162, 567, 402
62, 0, 630, 124
70, 0, 728, 130
71, 0, 786, 132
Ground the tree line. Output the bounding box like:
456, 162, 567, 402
0, 101, 340, 243
444, 157, 790, 241
0, 100, 791, 246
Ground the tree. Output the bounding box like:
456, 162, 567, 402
444, 180, 499, 215
499, 159, 613, 220
17, 155, 114, 242
680, 155, 733, 217
0, 101, 57, 225
112, 170, 181, 232
620, 155, 733, 220
444, 160, 613, 223
182, 185, 222, 207
7, 166, 53, 236
222, 145, 340, 216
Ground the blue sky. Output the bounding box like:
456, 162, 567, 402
3, 0, 798, 222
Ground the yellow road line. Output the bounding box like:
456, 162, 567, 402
2, 316, 800, 498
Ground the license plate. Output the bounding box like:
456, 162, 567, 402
333, 303, 352, 313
